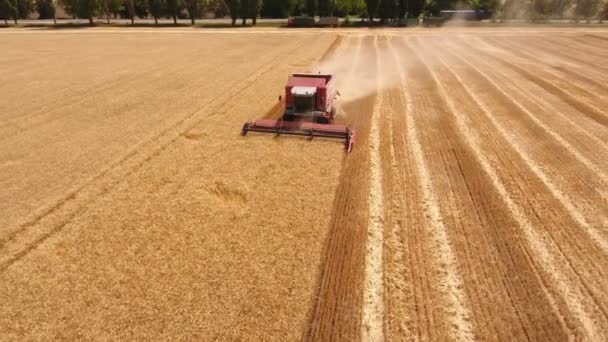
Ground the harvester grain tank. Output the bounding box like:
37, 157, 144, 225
242, 73, 356, 152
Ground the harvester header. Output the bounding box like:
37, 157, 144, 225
242, 73, 356, 152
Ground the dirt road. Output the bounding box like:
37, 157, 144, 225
1, 28, 607, 340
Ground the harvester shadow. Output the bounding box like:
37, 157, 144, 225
302, 94, 375, 340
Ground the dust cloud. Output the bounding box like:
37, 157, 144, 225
314, 42, 401, 104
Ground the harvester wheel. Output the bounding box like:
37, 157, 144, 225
241, 123, 250, 136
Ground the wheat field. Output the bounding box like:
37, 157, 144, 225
1, 27, 607, 340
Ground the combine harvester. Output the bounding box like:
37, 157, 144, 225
241, 73, 356, 152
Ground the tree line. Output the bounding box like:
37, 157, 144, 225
2, 0, 608, 25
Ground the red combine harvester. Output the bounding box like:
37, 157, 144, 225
241, 73, 356, 152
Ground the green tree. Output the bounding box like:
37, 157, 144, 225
379, 0, 398, 22
125, 0, 135, 23
530, 0, 572, 19
334, 0, 366, 16
37, 0, 56, 19
260, 0, 290, 17
0, 0, 14, 24
260, 0, 297, 18
60, 0, 78, 18
101, 0, 111, 22
319, 0, 336, 15
15, 0, 34, 19
574, 0, 598, 21
600, 1, 608, 22
364, 0, 380, 23
408, 0, 424, 17
108, 0, 122, 17
75, 0, 99, 24
224, 0, 238, 25
2, 0, 34, 22
134, 0, 148, 17
166, 0, 182, 23
148, 0, 163, 23
185, 0, 204, 24
250, 0, 259, 24
240, 0, 247, 23
239, 0, 259, 25
306, 0, 315, 15
469, 0, 497, 10
290, 0, 306, 15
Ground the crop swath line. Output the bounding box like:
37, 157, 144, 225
400, 37, 478, 341
361, 35, 385, 342
390, 44, 436, 340
468, 38, 608, 148
389, 37, 475, 340
483, 36, 608, 106
381, 36, 419, 340
529, 34, 608, 70
0, 37, 315, 271
584, 34, 608, 42
456, 37, 608, 177
448, 38, 608, 192
406, 36, 573, 339
443, 36, 608, 313
410, 36, 608, 340
545, 35, 608, 58
446, 31, 608, 294
465, 39, 608, 128
442, 38, 608, 217
436, 39, 608, 304
304, 35, 374, 341
485, 36, 608, 103
523, 36, 608, 72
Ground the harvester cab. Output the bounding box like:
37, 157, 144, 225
241, 73, 355, 152
288, 86, 317, 118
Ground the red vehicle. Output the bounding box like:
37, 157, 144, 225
283, 73, 339, 124
242, 73, 355, 152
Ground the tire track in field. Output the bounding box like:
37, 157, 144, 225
448, 42, 608, 230
524, 36, 608, 72
486, 36, 608, 103
305, 35, 375, 341
0, 35, 291, 134
585, 34, 608, 42
399, 38, 476, 341
462, 38, 608, 148
0, 36, 317, 271
443, 38, 608, 300
0, 37, 305, 243
381, 36, 418, 340
483, 36, 608, 103
439, 38, 608, 236
405, 36, 569, 340
465, 37, 608, 154
0, 52, 171, 130
466, 38, 608, 128
362, 35, 384, 342
545, 34, 608, 57
0, 42, 248, 142
457, 37, 608, 175
411, 36, 607, 340
0, 40, 180, 119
